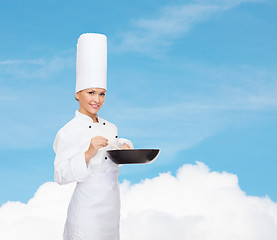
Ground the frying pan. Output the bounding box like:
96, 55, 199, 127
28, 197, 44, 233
107, 149, 160, 164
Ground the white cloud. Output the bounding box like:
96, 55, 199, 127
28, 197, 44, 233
0, 182, 74, 240
112, 0, 263, 54
1, 162, 277, 240
0, 54, 74, 81
0, 59, 45, 65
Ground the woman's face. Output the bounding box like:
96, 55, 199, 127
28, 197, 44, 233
75, 88, 106, 118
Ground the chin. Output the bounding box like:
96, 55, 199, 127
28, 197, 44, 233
90, 108, 101, 115
89, 110, 99, 115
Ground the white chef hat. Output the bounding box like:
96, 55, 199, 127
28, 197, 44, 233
75, 33, 107, 93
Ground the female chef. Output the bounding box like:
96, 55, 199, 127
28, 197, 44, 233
53, 33, 133, 240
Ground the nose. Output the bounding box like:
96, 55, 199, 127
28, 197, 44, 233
93, 94, 100, 103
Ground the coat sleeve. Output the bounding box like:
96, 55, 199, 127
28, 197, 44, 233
53, 131, 90, 185
118, 138, 134, 149
110, 123, 134, 149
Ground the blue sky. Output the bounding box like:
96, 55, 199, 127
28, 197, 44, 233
0, 0, 276, 205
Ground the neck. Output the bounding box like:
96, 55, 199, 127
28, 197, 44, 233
91, 115, 99, 123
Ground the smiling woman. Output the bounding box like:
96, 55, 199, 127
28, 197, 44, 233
53, 33, 133, 240
75, 88, 106, 122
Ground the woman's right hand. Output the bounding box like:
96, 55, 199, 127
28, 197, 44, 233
85, 136, 108, 164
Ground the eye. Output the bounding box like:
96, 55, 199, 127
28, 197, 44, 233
100, 92, 106, 96
88, 91, 95, 94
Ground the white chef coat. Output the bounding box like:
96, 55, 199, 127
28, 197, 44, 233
53, 111, 133, 240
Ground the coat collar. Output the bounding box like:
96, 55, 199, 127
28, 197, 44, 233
75, 110, 101, 125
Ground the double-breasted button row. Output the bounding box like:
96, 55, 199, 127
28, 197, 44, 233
88, 122, 105, 128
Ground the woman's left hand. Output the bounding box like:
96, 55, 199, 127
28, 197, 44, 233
121, 143, 131, 149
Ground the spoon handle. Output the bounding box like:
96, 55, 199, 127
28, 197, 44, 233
108, 142, 121, 150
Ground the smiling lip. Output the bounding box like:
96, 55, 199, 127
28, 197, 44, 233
90, 104, 99, 109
